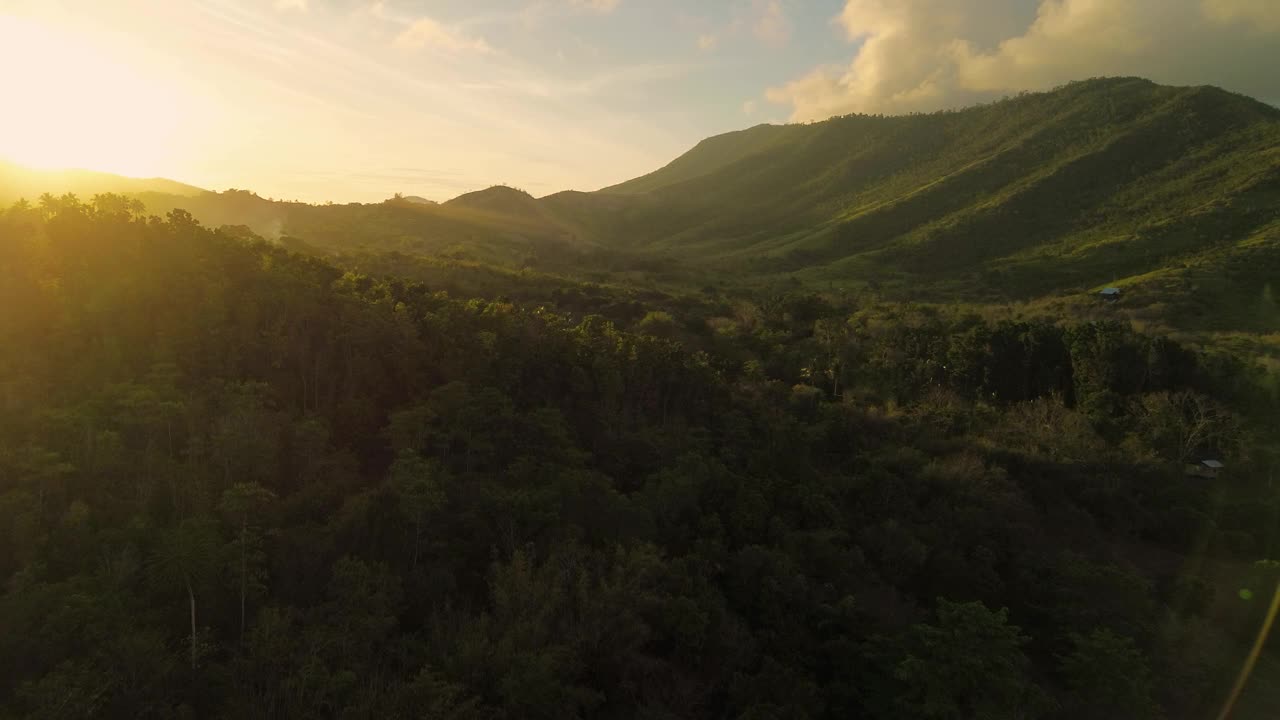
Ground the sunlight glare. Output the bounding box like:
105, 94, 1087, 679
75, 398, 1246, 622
0, 14, 187, 178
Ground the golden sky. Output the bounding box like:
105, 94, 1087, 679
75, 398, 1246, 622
1, 0, 1276, 204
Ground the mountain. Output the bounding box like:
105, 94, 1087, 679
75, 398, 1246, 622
0, 159, 205, 203
16, 78, 1275, 328
545, 78, 1280, 306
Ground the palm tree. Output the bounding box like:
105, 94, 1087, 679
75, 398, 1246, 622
218, 483, 275, 640
150, 518, 219, 669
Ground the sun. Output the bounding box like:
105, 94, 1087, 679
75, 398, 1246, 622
0, 14, 186, 178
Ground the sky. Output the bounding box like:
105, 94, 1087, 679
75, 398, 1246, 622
0, 0, 1277, 203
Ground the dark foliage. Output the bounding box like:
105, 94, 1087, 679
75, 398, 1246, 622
0, 196, 1276, 719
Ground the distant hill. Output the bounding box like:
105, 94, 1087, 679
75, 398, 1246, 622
129, 186, 583, 268
15, 77, 1274, 330
397, 195, 437, 205
0, 160, 205, 203
445, 185, 540, 214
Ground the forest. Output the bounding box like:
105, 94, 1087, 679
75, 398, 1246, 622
1, 194, 1278, 719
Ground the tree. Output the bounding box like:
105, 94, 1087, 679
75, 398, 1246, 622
893, 599, 1047, 720
1058, 628, 1158, 720
1132, 390, 1239, 464
2, 195, 1273, 719
389, 451, 444, 571
218, 482, 276, 640
813, 317, 852, 398
637, 311, 678, 339
150, 518, 221, 669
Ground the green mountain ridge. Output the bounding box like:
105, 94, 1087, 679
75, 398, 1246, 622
11, 77, 1279, 330
554, 79, 1279, 300
600, 123, 798, 195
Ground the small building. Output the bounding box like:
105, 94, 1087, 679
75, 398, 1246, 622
1099, 287, 1122, 302
1185, 459, 1225, 479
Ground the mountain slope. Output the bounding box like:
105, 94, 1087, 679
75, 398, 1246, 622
548, 78, 1280, 304
601, 123, 803, 195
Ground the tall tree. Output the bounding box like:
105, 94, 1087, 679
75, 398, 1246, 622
150, 518, 220, 669
218, 482, 276, 640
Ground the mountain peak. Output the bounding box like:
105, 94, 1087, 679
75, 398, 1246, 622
387, 194, 437, 206
444, 185, 539, 214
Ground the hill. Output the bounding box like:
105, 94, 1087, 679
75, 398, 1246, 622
445, 185, 541, 214
548, 78, 1280, 310
0, 166, 587, 271
14, 78, 1277, 333
397, 194, 437, 205
131, 187, 585, 268
0, 159, 205, 203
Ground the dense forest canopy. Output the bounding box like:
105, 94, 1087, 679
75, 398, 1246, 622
1, 189, 1278, 718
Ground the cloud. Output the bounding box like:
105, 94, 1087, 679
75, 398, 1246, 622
768, 0, 1280, 121
394, 16, 493, 53
695, 1, 792, 52
514, 62, 700, 99
569, 0, 621, 14
1202, 0, 1280, 31
752, 0, 791, 48
742, 99, 758, 115
274, 0, 307, 10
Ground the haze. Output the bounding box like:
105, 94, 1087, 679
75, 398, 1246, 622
2, 0, 1277, 203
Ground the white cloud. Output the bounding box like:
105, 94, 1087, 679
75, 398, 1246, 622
768, 0, 1280, 120
569, 0, 621, 13
394, 16, 493, 53
274, 0, 307, 10
697, 33, 719, 51
743, 99, 758, 115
